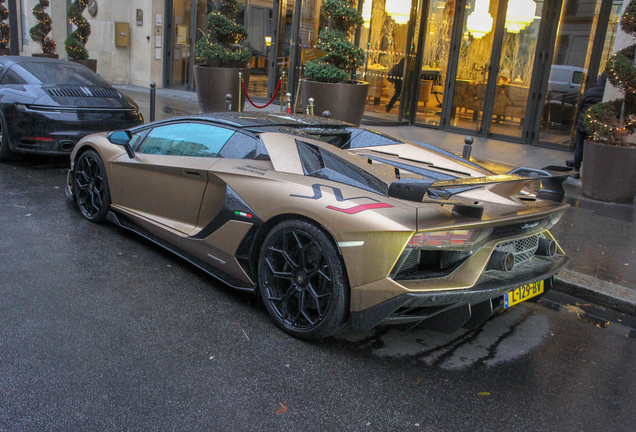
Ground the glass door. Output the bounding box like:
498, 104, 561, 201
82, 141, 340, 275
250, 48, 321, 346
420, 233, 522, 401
171, 0, 194, 89
447, 0, 503, 133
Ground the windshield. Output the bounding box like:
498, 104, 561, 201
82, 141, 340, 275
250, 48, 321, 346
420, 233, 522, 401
1, 62, 111, 87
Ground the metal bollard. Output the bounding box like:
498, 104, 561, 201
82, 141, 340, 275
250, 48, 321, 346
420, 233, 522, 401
238, 72, 243, 113
285, 93, 292, 113
226, 94, 233, 112
307, 98, 315, 116
149, 82, 156, 122
462, 136, 474, 160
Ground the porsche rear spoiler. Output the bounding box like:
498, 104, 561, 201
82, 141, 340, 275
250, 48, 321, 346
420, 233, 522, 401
388, 166, 571, 218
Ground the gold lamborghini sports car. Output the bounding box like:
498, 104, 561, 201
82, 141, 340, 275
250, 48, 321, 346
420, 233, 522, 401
66, 113, 569, 339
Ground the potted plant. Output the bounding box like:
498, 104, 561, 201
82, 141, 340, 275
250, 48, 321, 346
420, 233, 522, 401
301, 0, 368, 125
0, 0, 9, 55
583, 0, 636, 204
65, 0, 96, 72
30, 0, 58, 58
194, 0, 252, 112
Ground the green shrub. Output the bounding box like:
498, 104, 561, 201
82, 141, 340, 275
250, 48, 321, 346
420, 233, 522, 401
0, 0, 9, 50
305, 0, 364, 83
65, 0, 91, 60
195, 0, 252, 68
586, 0, 636, 146
30, 0, 57, 54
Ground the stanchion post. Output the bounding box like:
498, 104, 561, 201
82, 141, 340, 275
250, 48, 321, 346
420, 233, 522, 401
462, 136, 474, 160
226, 94, 233, 112
149, 82, 156, 123
238, 72, 243, 113
285, 93, 292, 113
280, 72, 286, 113
308, 98, 315, 116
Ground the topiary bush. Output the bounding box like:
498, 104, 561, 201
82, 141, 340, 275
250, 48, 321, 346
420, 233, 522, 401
65, 0, 91, 60
195, 0, 252, 68
30, 0, 57, 54
304, 0, 364, 84
0, 0, 9, 50
586, 0, 636, 146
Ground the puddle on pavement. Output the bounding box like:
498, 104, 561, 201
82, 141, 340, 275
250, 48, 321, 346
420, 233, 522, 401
336, 305, 551, 370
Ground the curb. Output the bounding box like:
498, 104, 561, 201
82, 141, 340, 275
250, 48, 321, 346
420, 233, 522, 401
555, 269, 636, 317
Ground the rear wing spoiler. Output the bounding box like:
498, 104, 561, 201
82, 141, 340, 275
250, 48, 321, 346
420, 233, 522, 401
388, 166, 571, 218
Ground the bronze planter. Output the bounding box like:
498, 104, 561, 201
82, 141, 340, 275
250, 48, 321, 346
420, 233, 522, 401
301, 80, 369, 125
32, 53, 59, 59
69, 59, 97, 73
582, 140, 636, 204
0, 48, 11, 56
194, 66, 250, 113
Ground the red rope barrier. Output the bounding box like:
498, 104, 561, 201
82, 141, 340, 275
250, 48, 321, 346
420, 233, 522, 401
242, 77, 282, 109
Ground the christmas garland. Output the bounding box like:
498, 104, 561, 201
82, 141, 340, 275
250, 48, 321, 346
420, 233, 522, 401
586, 0, 636, 146
30, 0, 56, 54
0, 0, 9, 50
64, 0, 91, 60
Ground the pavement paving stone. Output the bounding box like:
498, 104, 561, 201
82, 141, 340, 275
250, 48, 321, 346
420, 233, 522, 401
116, 85, 636, 316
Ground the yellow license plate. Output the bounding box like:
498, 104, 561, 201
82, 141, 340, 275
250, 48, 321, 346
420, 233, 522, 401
504, 280, 544, 309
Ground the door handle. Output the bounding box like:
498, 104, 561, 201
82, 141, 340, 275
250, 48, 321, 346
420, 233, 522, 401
182, 170, 201, 177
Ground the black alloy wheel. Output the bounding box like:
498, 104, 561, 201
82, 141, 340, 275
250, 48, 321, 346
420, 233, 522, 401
74, 150, 111, 222
258, 220, 349, 339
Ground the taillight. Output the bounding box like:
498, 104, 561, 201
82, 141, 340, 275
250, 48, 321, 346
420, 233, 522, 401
408, 229, 492, 250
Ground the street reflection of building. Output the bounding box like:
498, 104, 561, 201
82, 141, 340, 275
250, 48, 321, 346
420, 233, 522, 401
18, 0, 624, 148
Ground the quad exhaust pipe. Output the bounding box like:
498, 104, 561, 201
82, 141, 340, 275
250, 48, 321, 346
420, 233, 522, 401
535, 238, 557, 257
487, 251, 515, 272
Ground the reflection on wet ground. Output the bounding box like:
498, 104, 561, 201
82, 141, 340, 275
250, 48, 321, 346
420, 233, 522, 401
336, 292, 636, 368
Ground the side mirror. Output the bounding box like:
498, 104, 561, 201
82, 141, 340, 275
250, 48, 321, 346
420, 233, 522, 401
108, 130, 135, 158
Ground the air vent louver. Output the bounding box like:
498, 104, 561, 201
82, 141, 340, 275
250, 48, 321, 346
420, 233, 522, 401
45, 87, 122, 99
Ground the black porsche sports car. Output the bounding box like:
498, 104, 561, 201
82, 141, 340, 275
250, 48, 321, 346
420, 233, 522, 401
0, 56, 143, 161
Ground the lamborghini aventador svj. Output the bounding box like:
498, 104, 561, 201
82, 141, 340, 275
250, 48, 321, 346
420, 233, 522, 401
0, 56, 143, 161
66, 112, 570, 339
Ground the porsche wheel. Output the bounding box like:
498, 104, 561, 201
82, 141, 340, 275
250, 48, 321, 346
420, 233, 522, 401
74, 150, 111, 222
0, 118, 14, 162
258, 220, 349, 339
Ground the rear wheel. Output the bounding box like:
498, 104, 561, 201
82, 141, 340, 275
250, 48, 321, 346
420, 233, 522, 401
258, 220, 349, 339
74, 150, 111, 222
0, 118, 14, 162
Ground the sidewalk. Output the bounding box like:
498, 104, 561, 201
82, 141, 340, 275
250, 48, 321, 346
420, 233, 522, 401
116, 85, 636, 316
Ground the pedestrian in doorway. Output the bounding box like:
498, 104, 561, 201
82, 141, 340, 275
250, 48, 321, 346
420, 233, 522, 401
567, 72, 607, 178
386, 57, 405, 112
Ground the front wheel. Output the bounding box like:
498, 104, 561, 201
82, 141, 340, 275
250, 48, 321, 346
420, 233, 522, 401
74, 150, 111, 222
258, 220, 349, 339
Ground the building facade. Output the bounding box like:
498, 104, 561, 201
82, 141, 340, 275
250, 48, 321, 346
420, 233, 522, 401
14, 0, 628, 148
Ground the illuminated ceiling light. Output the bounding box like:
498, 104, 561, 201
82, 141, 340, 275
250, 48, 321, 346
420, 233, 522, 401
386, 0, 411, 25
466, 0, 493, 39
362, 0, 371, 28
505, 0, 537, 33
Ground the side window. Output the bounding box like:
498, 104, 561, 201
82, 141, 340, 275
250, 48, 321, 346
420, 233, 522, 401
219, 132, 260, 159
0, 68, 28, 85
136, 123, 234, 157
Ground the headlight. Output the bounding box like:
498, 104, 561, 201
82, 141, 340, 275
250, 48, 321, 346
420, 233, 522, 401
407, 228, 493, 251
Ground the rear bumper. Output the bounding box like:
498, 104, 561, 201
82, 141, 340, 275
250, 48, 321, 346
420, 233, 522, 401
6, 107, 143, 156
349, 254, 568, 332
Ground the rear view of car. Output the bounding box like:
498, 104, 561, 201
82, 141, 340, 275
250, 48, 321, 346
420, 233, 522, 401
0, 56, 143, 161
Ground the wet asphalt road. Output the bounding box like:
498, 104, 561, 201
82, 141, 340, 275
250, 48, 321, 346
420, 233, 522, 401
2, 159, 636, 431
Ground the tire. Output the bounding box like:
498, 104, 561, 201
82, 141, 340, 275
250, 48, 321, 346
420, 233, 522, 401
0, 118, 14, 162
258, 220, 349, 339
73, 150, 111, 222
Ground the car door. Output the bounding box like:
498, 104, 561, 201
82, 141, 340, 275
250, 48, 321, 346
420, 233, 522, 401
111, 122, 235, 234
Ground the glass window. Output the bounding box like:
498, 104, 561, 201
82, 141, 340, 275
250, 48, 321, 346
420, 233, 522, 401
137, 123, 235, 157
0, 68, 28, 85
2, 62, 109, 86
